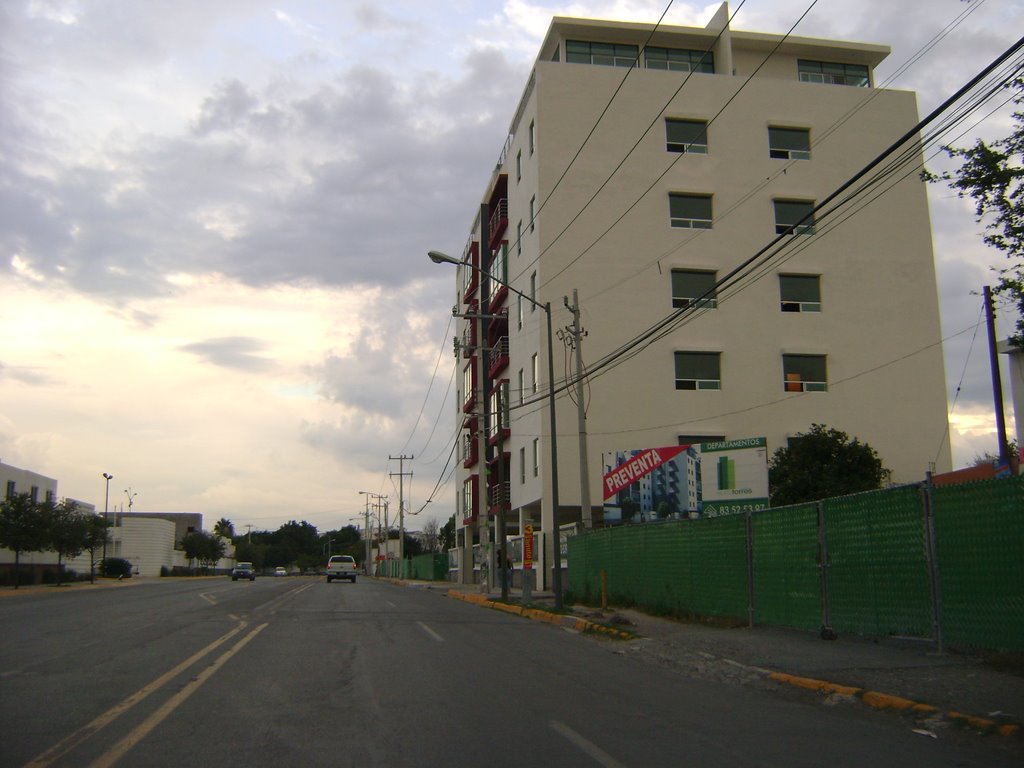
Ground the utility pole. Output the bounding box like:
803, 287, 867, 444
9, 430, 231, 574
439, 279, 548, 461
563, 289, 592, 529
389, 455, 414, 571
984, 285, 1011, 467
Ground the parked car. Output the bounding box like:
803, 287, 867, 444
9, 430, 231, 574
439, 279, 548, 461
231, 562, 256, 581
274, 566, 287, 577
325, 555, 358, 583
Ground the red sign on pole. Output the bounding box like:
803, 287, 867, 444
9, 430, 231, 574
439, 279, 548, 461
523, 523, 534, 570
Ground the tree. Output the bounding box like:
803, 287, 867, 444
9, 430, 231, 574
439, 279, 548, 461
928, 77, 1024, 346
769, 424, 889, 506
213, 518, 235, 539
422, 518, 441, 553
43, 499, 89, 585
439, 515, 455, 553
180, 531, 226, 572
0, 493, 48, 588
84, 514, 110, 583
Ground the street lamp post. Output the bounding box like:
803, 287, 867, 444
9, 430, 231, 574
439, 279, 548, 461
359, 491, 387, 575
102, 473, 113, 570
429, 250, 563, 608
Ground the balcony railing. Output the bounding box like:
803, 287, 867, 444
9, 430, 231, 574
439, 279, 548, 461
488, 198, 508, 246
488, 335, 509, 377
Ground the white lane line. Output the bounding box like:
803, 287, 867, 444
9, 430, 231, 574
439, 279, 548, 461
417, 622, 445, 642
199, 593, 217, 605
385, 601, 397, 608
549, 720, 627, 768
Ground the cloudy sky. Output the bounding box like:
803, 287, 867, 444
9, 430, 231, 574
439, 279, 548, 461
1, 0, 1020, 535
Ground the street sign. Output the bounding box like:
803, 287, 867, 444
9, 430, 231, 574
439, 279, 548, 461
524, 523, 534, 570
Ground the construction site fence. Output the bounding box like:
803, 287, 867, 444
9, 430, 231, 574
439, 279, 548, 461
375, 553, 448, 581
567, 474, 1023, 652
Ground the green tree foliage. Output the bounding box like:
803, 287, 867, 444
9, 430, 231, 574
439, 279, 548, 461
84, 514, 110, 583
213, 518, 235, 539
769, 424, 889, 506
929, 78, 1024, 345
180, 530, 226, 572
0, 493, 48, 588
43, 499, 89, 585
439, 515, 455, 552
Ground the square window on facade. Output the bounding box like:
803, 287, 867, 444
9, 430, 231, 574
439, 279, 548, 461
645, 46, 713, 73
774, 199, 815, 235
769, 127, 810, 160
669, 193, 713, 229
779, 274, 821, 312
666, 119, 708, 154
674, 351, 721, 390
783, 354, 827, 392
798, 59, 869, 87
671, 269, 717, 308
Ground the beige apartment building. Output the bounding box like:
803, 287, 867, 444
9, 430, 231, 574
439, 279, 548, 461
445, 5, 951, 590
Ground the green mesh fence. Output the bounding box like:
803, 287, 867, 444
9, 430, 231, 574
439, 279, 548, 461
933, 474, 1024, 651
752, 504, 820, 630
823, 486, 932, 637
568, 475, 1023, 651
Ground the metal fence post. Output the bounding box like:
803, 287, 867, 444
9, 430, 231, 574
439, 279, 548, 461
817, 501, 836, 640
745, 510, 755, 628
922, 472, 944, 654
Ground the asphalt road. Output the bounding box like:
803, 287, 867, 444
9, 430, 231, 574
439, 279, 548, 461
0, 576, 1016, 767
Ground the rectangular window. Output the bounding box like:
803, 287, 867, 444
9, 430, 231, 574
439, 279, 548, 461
516, 221, 522, 255
671, 269, 717, 309
520, 447, 526, 484
669, 193, 712, 229
529, 196, 536, 232
531, 353, 538, 394
488, 243, 507, 305
666, 119, 708, 154
780, 274, 821, 312
530, 272, 536, 311
462, 477, 475, 519
532, 438, 540, 476
516, 149, 522, 181
529, 120, 535, 155
769, 127, 810, 160
674, 351, 721, 390
517, 368, 524, 405
678, 434, 725, 446
5, 480, 14, 499
798, 59, 869, 87
30, 486, 39, 503
517, 293, 523, 329
774, 199, 815, 235
783, 354, 828, 392
567, 40, 638, 68
645, 46, 713, 73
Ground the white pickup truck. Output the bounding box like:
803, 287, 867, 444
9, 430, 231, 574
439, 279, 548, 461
325, 554, 358, 583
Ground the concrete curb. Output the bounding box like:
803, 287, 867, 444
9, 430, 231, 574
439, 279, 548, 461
446, 589, 635, 640
444, 588, 1020, 739
768, 672, 1021, 738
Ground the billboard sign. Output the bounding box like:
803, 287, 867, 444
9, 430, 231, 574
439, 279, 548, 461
602, 437, 769, 522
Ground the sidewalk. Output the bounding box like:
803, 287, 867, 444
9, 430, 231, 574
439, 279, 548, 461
406, 578, 1024, 739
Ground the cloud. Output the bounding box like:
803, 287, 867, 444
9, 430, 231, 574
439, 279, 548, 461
0, 362, 49, 386
179, 336, 276, 372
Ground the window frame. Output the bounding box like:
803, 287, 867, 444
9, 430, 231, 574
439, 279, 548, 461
773, 199, 816, 236
669, 193, 713, 229
665, 118, 709, 154
798, 59, 869, 87
768, 126, 811, 160
645, 46, 714, 73
779, 274, 821, 312
783, 354, 828, 392
567, 39, 638, 68
671, 269, 718, 309
674, 351, 721, 391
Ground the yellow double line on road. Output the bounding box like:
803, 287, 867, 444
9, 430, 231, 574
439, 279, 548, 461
23, 621, 267, 768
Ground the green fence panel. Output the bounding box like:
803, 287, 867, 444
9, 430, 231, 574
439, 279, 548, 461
752, 504, 820, 629
932, 474, 1024, 651
823, 486, 931, 638
688, 515, 749, 619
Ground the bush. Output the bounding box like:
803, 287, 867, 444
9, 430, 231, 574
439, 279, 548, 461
102, 557, 133, 578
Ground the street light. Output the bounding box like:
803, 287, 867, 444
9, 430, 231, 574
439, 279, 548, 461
102, 473, 113, 570
359, 491, 387, 575
428, 249, 564, 608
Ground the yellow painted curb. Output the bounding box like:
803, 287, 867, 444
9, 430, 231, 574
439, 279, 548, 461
862, 691, 917, 711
